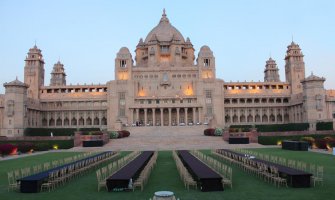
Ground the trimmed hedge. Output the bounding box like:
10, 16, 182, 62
229, 125, 252, 132
316, 122, 333, 131
258, 134, 335, 145
255, 123, 309, 132
24, 128, 100, 136
0, 140, 74, 150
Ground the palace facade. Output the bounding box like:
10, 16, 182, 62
1, 11, 335, 137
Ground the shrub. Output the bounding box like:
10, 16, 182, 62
24, 128, 100, 136
17, 142, 35, 153
109, 131, 119, 139
0, 144, 17, 155
214, 128, 223, 136
118, 130, 130, 138
34, 142, 51, 151
315, 138, 327, 149
316, 122, 333, 131
0, 140, 73, 150
204, 128, 215, 136
230, 125, 252, 132
258, 134, 335, 145
256, 123, 309, 132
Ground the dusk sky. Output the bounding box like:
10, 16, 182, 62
1, 0, 334, 93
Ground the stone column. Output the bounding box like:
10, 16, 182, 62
130, 109, 134, 124
185, 108, 188, 124
192, 107, 196, 124
144, 108, 147, 126
198, 107, 202, 123
160, 108, 163, 126
136, 109, 139, 122
152, 108, 156, 126
177, 108, 180, 125
168, 108, 172, 126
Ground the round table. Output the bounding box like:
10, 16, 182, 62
153, 191, 175, 200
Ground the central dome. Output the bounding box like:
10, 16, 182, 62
144, 10, 185, 43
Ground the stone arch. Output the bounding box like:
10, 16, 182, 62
270, 114, 275, 122
86, 117, 92, 125
42, 118, 47, 126
255, 114, 261, 123
78, 117, 84, 126
284, 114, 289, 123
277, 114, 282, 122
262, 114, 268, 122
56, 118, 62, 126
94, 117, 100, 125
49, 118, 55, 126
247, 114, 253, 123
71, 117, 77, 126
64, 117, 69, 126
240, 115, 246, 123
232, 115, 238, 123
101, 117, 107, 125
225, 115, 231, 123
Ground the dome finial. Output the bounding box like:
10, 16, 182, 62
160, 8, 169, 23
163, 8, 166, 17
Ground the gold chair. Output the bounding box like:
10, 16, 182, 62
312, 165, 324, 187
7, 171, 20, 191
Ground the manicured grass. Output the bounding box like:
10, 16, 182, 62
0, 149, 333, 200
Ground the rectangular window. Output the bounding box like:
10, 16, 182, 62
119, 92, 126, 116
120, 60, 127, 68
160, 45, 169, 53
207, 106, 213, 115
156, 100, 160, 104
172, 99, 175, 104
148, 100, 152, 104
187, 99, 192, 103
205, 90, 212, 104
204, 58, 210, 67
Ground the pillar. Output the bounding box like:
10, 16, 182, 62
192, 107, 196, 124
185, 108, 188, 124
136, 109, 139, 122
144, 108, 147, 126
160, 108, 163, 126
152, 108, 156, 126
168, 108, 172, 126
130, 108, 134, 124
177, 108, 180, 125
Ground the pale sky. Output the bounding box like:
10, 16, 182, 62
1, 0, 334, 94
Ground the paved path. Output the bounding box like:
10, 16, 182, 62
71, 126, 273, 152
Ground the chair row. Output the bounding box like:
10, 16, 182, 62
172, 151, 197, 190
40, 152, 118, 192
191, 150, 233, 189
132, 151, 158, 191
235, 149, 324, 187
96, 151, 142, 192
214, 149, 287, 188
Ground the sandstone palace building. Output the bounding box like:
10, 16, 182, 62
1, 11, 335, 136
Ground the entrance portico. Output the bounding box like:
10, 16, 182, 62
130, 107, 202, 126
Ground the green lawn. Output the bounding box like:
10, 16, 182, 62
0, 149, 333, 200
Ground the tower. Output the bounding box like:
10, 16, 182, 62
264, 57, 280, 82
115, 47, 133, 81
285, 42, 305, 94
197, 45, 216, 79
301, 73, 326, 130
3, 78, 28, 137
24, 45, 45, 99
50, 61, 67, 86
